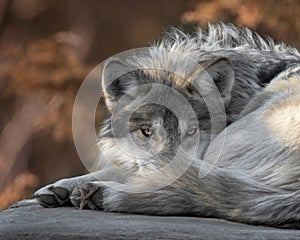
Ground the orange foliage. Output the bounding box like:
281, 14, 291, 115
182, 0, 300, 49
0, 35, 92, 210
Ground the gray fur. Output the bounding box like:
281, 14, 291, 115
34, 23, 300, 228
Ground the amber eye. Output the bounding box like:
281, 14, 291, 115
141, 127, 154, 137
187, 127, 198, 136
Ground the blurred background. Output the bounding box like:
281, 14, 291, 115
1, 0, 300, 210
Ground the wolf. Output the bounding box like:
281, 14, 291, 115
34, 23, 300, 228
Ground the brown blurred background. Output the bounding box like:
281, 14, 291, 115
1, 0, 300, 210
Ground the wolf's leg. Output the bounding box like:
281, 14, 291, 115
69, 169, 300, 227
34, 166, 127, 208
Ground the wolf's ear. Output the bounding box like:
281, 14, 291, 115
192, 58, 235, 107
101, 58, 138, 111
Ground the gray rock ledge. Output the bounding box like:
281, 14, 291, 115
0, 199, 300, 240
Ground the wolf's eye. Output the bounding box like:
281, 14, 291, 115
187, 127, 198, 136
141, 127, 154, 137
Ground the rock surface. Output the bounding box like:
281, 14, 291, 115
1, 199, 300, 240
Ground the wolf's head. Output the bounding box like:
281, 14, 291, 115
98, 49, 234, 172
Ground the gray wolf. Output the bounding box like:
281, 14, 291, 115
34, 23, 300, 228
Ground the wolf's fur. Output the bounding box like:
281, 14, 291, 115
34, 23, 300, 228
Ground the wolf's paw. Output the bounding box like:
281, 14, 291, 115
70, 182, 103, 210
34, 182, 70, 208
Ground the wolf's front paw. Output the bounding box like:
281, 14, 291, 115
70, 182, 104, 210
34, 182, 70, 208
